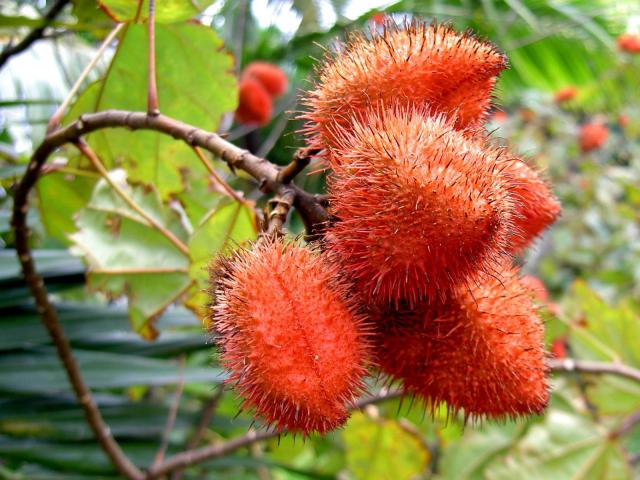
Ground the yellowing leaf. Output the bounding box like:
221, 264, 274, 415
343, 411, 430, 480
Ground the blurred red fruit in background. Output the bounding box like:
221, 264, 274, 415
618, 33, 640, 53
235, 76, 273, 126
243, 61, 288, 98
579, 122, 608, 152
554, 86, 578, 103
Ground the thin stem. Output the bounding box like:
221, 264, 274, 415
147, 0, 159, 116
0, 0, 71, 69
276, 148, 319, 184
170, 386, 225, 480
153, 355, 186, 468
29, 110, 329, 236
548, 358, 640, 384
11, 182, 144, 480
248, 430, 271, 480
612, 409, 640, 439
47, 22, 124, 133
192, 147, 246, 204
186, 387, 225, 449
267, 190, 295, 235
74, 140, 190, 256
146, 388, 402, 479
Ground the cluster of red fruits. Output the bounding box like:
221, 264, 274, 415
210, 21, 561, 435
235, 62, 288, 126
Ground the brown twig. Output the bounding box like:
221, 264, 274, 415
23, 110, 329, 236
0, 0, 71, 69
74, 140, 190, 256
21, 103, 640, 480
267, 190, 295, 235
47, 22, 125, 133
612, 409, 640, 439
191, 146, 247, 205
276, 147, 320, 184
187, 387, 225, 449
11, 171, 144, 480
248, 429, 271, 480
10, 108, 327, 479
146, 0, 159, 116
548, 358, 640, 384
145, 388, 403, 479
153, 355, 186, 468
170, 386, 225, 480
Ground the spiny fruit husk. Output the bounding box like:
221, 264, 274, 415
235, 76, 273, 126
325, 106, 518, 306
210, 237, 370, 435
502, 157, 560, 254
301, 20, 507, 151
374, 262, 548, 420
243, 61, 288, 98
520, 274, 550, 303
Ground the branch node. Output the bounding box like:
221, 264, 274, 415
276, 147, 319, 184
267, 189, 295, 235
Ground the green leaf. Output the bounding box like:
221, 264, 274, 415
69, 171, 191, 339
186, 201, 257, 316
0, 435, 151, 474
564, 281, 640, 415
67, 22, 237, 199
342, 411, 430, 480
568, 281, 640, 366
0, 301, 204, 355
439, 421, 526, 480
97, 0, 203, 23
0, 347, 224, 395
37, 170, 98, 246
484, 410, 631, 480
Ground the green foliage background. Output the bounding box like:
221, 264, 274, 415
0, 0, 639, 478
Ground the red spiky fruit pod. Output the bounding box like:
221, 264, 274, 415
235, 76, 273, 126
579, 122, 609, 152
502, 157, 560, 254
301, 21, 507, 151
210, 238, 370, 435
373, 263, 548, 419
554, 86, 578, 103
243, 62, 288, 98
521, 274, 549, 303
325, 107, 517, 306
